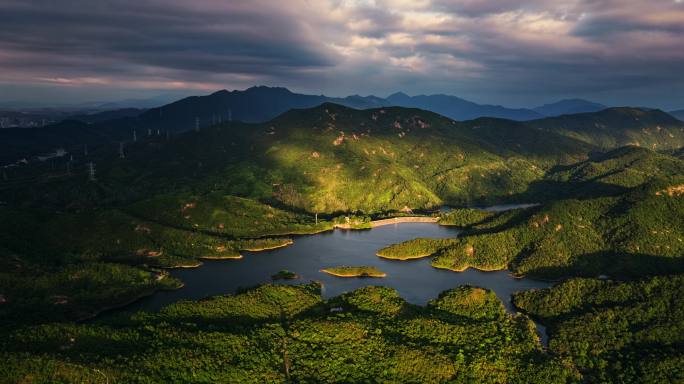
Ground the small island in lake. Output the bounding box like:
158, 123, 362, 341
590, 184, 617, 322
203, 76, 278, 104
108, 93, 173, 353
376, 238, 456, 260
321, 266, 386, 278
271, 270, 299, 280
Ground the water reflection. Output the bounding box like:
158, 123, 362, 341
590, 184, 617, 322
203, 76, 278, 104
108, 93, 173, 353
131, 222, 550, 314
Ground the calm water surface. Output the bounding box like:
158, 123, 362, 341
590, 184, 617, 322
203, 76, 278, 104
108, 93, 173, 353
131, 222, 551, 313
121, 219, 552, 345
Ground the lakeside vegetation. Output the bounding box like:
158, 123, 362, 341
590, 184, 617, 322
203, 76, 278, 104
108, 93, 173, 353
513, 275, 684, 383
321, 266, 386, 278
377, 238, 457, 260
128, 193, 333, 238
438, 208, 496, 227
434, 174, 684, 279
332, 215, 373, 229
0, 203, 304, 324
0, 284, 580, 383
271, 270, 299, 280
0, 262, 182, 327
377, 146, 684, 279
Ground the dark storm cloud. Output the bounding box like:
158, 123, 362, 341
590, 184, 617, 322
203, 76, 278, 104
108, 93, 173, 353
336, 0, 684, 107
0, 0, 336, 86
0, 0, 683, 108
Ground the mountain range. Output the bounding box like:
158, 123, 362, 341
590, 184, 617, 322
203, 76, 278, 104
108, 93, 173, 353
6, 87, 684, 135
3, 86, 684, 167
111, 86, 681, 129
532, 99, 607, 116
3, 101, 683, 207
44, 86, 616, 130
43, 86, 609, 137
384, 91, 543, 120
130, 86, 620, 126
669, 109, 684, 121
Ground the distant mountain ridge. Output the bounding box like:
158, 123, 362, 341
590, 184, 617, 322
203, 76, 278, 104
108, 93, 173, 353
66, 108, 145, 124
669, 109, 684, 121
385, 92, 543, 121
2, 86, 616, 131
130, 86, 565, 131
533, 99, 607, 116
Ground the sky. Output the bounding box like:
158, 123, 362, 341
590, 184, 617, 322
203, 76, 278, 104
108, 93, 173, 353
0, 0, 683, 109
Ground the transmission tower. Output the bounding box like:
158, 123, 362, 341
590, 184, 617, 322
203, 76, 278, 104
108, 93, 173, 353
88, 162, 96, 181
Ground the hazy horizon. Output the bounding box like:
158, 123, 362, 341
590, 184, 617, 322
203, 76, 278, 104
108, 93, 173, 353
1, 85, 679, 113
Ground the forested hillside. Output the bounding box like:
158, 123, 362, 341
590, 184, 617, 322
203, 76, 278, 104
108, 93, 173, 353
1, 284, 580, 383
377, 146, 684, 279
514, 276, 684, 383
2, 102, 684, 383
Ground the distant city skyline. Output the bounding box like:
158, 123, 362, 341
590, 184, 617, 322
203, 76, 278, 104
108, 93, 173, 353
1, 0, 683, 109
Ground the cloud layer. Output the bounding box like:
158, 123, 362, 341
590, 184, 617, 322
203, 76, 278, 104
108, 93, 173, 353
1, 0, 683, 107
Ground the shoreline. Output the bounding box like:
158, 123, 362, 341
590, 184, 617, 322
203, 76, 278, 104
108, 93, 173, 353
431, 263, 507, 273
370, 216, 438, 228
376, 252, 433, 260
166, 262, 203, 269
241, 239, 294, 252
163, 239, 296, 266
199, 255, 243, 260
77, 280, 183, 323
320, 269, 387, 278
335, 216, 438, 230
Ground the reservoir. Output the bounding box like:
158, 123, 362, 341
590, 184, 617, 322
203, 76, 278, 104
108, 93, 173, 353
131, 222, 551, 315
